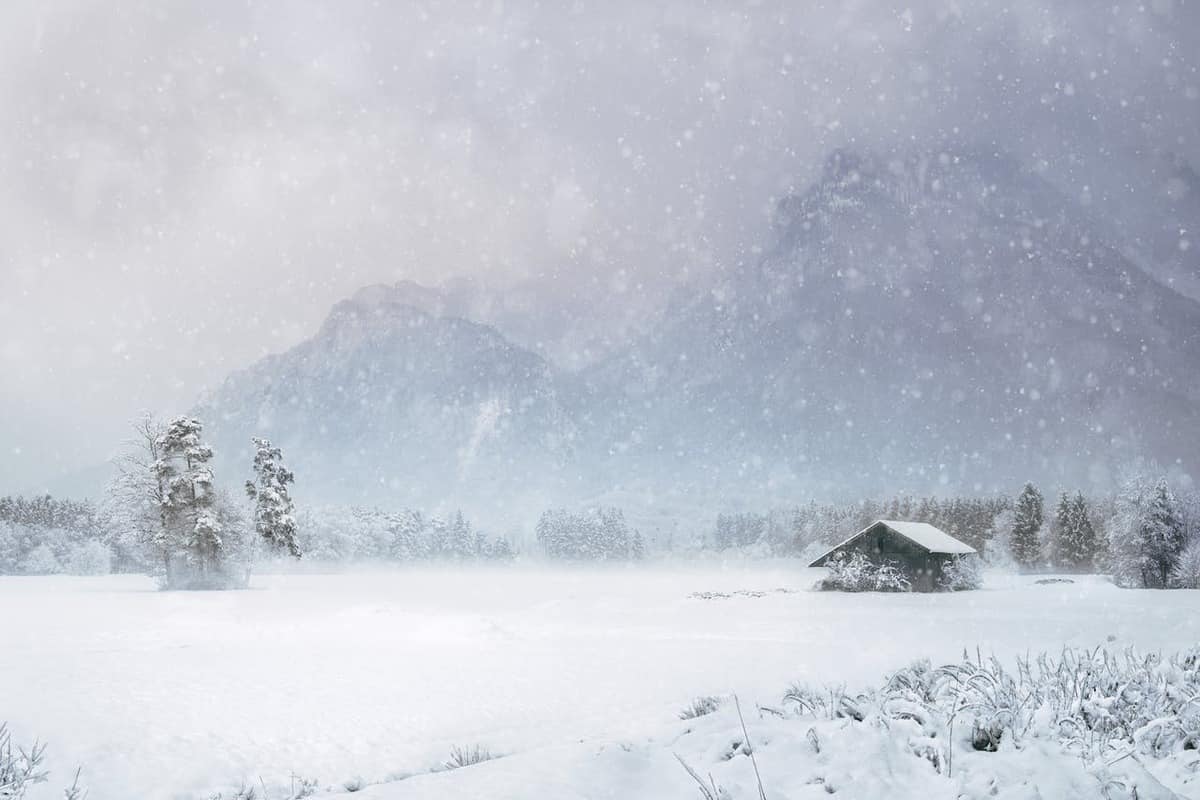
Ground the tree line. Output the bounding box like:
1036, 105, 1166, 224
534, 507, 646, 561
706, 471, 1200, 590
296, 506, 515, 563
5, 419, 1197, 589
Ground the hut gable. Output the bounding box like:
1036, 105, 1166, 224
809, 520, 975, 567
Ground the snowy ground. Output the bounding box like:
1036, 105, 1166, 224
2, 565, 1199, 799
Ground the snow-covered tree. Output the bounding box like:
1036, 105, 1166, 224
939, 554, 984, 591
1065, 493, 1099, 572
446, 511, 475, 559
245, 437, 300, 558
1051, 491, 1099, 572
1050, 492, 1071, 567
102, 413, 168, 574
64, 540, 113, 575
1110, 475, 1186, 589
156, 417, 224, 588
982, 507, 1018, 571
1142, 481, 1186, 588
536, 506, 640, 561
630, 530, 646, 560
1010, 482, 1044, 570
387, 508, 427, 561
488, 536, 516, 560
1173, 538, 1200, 589
21, 543, 62, 575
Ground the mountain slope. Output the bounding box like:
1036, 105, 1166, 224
574, 149, 1200, 499
199, 294, 577, 513
199, 149, 1200, 513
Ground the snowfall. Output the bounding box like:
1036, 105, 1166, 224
3, 564, 1199, 799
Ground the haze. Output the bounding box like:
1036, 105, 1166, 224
1, 0, 1196, 493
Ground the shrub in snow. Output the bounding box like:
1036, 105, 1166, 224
816, 551, 911, 592
20, 543, 61, 575
442, 744, 495, 771
0, 723, 84, 800
870, 560, 911, 592
206, 781, 260, 800
290, 776, 320, 798
0, 722, 47, 798
679, 696, 723, 720
938, 554, 982, 591
782, 645, 1200, 772
675, 753, 733, 800
64, 540, 112, 576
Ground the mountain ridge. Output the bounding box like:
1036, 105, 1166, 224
198, 148, 1200, 518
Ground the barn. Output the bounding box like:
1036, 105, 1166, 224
808, 519, 977, 592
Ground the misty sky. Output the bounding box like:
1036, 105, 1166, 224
0, 0, 1196, 492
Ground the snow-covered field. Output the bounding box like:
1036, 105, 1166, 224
3, 565, 1199, 799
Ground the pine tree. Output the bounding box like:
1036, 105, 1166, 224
155, 417, 223, 587
1142, 480, 1185, 588
1010, 482, 1044, 570
630, 530, 646, 560
1051, 492, 1072, 569
1066, 493, 1098, 572
387, 509, 427, 560
245, 437, 300, 558
447, 511, 474, 559
488, 537, 515, 560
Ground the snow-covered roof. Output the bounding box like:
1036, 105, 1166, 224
875, 520, 976, 554
808, 519, 976, 567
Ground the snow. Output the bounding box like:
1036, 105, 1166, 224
2, 566, 1199, 799
877, 520, 978, 553
343, 706, 1188, 800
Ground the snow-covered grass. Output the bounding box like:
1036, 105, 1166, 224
2, 566, 1199, 798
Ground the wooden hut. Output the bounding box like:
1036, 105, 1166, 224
808, 520, 976, 592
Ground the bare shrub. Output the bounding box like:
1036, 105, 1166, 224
442, 745, 495, 771
679, 696, 723, 720
0, 723, 48, 799
341, 776, 367, 792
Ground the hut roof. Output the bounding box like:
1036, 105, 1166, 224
808, 519, 976, 567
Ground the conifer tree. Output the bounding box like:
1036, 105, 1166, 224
1065, 492, 1098, 572
1010, 482, 1044, 570
245, 437, 300, 558
1142, 480, 1185, 588
1051, 492, 1072, 568
630, 530, 646, 560
156, 417, 222, 587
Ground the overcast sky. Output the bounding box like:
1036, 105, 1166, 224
0, 0, 1196, 492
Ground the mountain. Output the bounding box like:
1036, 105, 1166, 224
198, 293, 578, 516
573, 149, 1200, 500
351, 275, 661, 370
199, 148, 1200, 517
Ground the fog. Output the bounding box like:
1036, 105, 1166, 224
1, 0, 1197, 491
